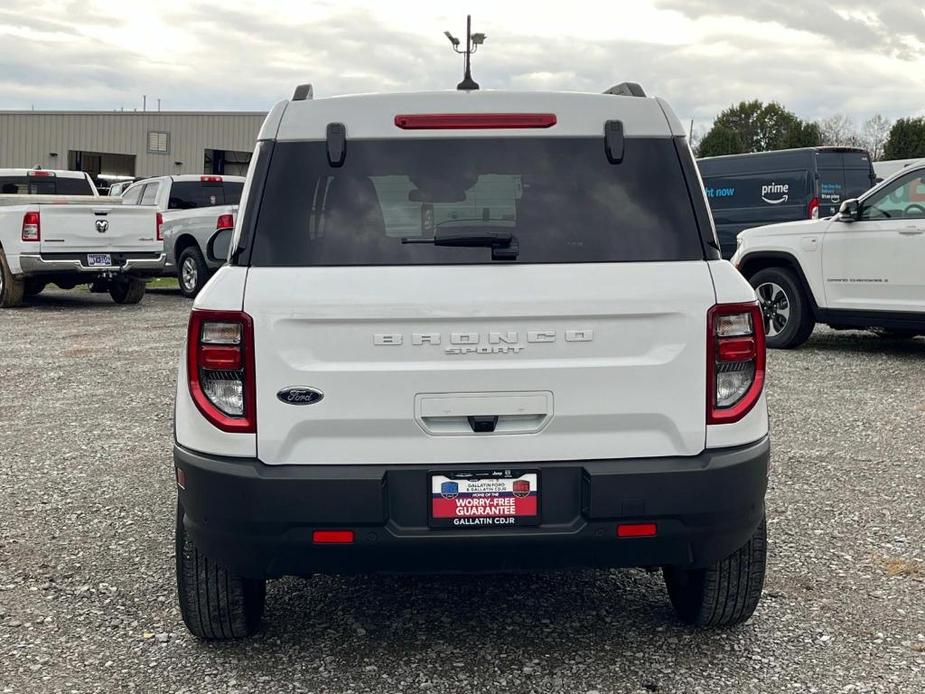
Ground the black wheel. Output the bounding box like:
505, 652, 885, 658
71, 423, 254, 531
23, 279, 46, 297
176, 501, 265, 640
108, 278, 146, 304
178, 246, 210, 299
0, 249, 25, 308
749, 267, 814, 349
663, 515, 767, 627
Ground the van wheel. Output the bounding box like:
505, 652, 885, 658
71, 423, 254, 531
0, 249, 25, 308
176, 501, 266, 639
178, 246, 209, 298
663, 515, 767, 627
749, 267, 814, 349
109, 278, 146, 304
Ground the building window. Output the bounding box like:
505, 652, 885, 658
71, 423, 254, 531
147, 131, 169, 154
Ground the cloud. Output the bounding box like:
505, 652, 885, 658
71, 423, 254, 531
0, 0, 922, 129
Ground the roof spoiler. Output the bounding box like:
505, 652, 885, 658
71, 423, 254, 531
292, 83, 314, 101
603, 82, 646, 98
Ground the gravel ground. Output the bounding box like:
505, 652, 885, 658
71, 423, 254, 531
1, 287, 923, 694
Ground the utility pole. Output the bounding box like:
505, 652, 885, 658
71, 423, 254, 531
444, 15, 486, 91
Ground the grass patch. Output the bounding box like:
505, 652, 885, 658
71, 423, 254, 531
148, 277, 179, 289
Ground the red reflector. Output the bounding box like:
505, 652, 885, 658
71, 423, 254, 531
717, 337, 757, 362
175, 468, 187, 490
199, 345, 241, 370
394, 113, 557, 130
200, 175, 222, 183
312, 530, 355, 544
156, 211, 163, 242
616, 523, 657, 538
216, 213, 234, 230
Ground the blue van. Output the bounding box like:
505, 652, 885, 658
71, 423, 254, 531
698, 147, 877, 257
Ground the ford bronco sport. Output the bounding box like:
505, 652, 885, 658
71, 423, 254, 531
173, 83, 770, 639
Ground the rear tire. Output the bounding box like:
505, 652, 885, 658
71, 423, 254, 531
109, 278, 146, 304
663, 515, 767, 627
178, 246, 210, 299
176, 501, 266, 640
749, 267, 814, 349
0, 249, 25, 308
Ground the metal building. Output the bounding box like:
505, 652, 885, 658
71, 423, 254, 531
0, 110, 267, 187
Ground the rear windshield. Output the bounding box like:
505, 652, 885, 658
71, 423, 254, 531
0, 175, 94, 195
168, 181, 244, 209
249, 138, 704, 266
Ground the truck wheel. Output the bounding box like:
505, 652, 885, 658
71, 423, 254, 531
24, 279, 46, 297
109, 278, 146, 304
663, 515, 767, 627
176, 501, 265, 639
0, 249, 25, 308
178, 246, 209, 299
749, 267, 814, 349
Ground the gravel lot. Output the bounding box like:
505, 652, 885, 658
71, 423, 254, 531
1, 288, 923, 694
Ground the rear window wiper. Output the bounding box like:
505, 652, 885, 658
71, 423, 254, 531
402, 229, 519, 260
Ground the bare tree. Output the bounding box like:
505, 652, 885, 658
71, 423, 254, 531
861, 114, 891, 161
818, 114, 862, 147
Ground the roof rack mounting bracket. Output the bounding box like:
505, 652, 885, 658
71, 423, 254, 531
603, 82, 646, 98
292, 83, 314, 101
604, 120, 625, 164
326, 122, 347, 167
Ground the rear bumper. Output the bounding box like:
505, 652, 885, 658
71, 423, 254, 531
19, 252, 166, 276
175, 437, 769, 578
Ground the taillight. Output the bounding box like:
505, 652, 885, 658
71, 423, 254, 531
156, 212, 163, 242
707, 303, 765, 425
394, 113, 557, 130
186, 309, 255, 433
216, 213, 234, 230
21, 211, 40, 241
808, 197, 819, 219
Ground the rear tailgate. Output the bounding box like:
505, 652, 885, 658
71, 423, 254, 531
38, 203, 159, 253
247, 262, 716, 465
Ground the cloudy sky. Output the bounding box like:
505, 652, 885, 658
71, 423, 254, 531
1, 0, 924, 129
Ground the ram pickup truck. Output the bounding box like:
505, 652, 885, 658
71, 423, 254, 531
121, 175, 244, 298
732, 160, 925, 348
0, 169, 164, 307
174, 83, 770, 639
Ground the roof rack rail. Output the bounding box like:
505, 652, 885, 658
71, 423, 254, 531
603, 82, 646, 98
292, 83, 314, 101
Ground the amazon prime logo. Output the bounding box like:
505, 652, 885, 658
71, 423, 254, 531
277, 386, 324, 406
95, 219, 109, 233
761, 183, 789, 205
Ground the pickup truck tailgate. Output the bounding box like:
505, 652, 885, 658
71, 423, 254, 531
37, 204, 159, 253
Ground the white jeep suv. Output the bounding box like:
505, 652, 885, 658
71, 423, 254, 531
173, 83, 770, 639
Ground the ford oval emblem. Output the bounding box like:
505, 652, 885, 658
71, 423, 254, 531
277, 386, 324, 406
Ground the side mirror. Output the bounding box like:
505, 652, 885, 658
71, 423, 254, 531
206, 226, 233, 264
836, 198, 860, 222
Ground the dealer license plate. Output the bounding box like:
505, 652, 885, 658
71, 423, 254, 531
87, 253, 112, 267
429, 470, 540, 528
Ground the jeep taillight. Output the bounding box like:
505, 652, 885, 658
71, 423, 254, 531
156, 212, 163, 242
187, 309, 255, 433
707, 303, 765, 425
22, 211, 40, 241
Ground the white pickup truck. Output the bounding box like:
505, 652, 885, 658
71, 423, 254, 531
120, 175, 244, 298
0, 168, 165, 307
732, 161, 925, 347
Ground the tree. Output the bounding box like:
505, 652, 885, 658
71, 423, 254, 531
883, 117, 925, 160
698, 100, 821, 156
861, 114, 891, 160
818, 114, 862, 147
697, 125, 745, 157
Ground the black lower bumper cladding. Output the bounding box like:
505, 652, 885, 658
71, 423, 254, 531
175, 437, 769, 579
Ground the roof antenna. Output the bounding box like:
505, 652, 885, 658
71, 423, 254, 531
445, 15, 485, 90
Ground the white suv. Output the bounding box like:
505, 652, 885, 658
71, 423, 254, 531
173, 83, 770, 639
